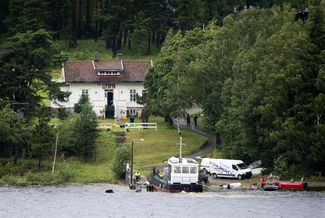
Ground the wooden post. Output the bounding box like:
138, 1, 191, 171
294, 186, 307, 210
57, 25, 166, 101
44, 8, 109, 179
52, 131, 59, 174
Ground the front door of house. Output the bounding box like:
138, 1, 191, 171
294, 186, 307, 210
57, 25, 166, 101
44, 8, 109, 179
105, 89, 114, 118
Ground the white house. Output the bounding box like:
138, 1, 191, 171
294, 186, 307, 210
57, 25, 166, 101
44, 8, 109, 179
51, 60, 153, 119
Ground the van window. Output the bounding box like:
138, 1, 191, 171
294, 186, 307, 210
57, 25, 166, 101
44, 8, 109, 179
232, 165, 238, 171
237, 163, 248, 169
190, 167, 197, 174
174, 166, 181, 173
182, 167, 189, 174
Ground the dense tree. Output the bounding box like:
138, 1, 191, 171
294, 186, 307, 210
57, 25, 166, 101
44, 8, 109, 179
146, 5, 325, 175
0, 29, 69, 114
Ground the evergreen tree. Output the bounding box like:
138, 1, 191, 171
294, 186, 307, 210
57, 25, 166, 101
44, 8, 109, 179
0, 29, 69, 115
31, 105, 54, 169
73, 98, 98, 160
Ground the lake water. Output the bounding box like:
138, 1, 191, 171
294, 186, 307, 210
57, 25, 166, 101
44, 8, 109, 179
0, 184, 324, 218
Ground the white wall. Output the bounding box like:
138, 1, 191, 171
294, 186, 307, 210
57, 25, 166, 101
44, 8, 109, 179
52, 82, 144, 117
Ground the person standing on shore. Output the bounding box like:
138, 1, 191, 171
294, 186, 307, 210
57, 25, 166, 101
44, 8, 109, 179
193, 115, 198, 127
186, 114, 191, 127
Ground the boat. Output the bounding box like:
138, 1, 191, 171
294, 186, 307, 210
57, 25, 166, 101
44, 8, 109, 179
263, 175, 308, 191
263, 183, 280, 191
278, 181, 307, 190
151, 156, 203, 193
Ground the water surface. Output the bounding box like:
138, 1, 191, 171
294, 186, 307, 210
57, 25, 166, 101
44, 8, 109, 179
1, 184, 324, 218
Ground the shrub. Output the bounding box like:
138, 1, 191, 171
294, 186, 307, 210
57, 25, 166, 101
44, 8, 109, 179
59, 164, 76, 182
111, 144, 130, 179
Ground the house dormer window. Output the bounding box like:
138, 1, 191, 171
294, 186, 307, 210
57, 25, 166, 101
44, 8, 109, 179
97, 70, 121, 76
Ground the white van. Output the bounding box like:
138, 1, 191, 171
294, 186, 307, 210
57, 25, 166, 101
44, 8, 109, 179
200, 158, 252, 180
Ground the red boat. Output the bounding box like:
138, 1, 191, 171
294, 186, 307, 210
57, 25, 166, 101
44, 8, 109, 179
261, 176, 308, 190
278, 181, 307, 190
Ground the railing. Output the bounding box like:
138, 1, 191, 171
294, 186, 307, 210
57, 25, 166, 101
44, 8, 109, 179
97, 122, 158, 131
125, 123, 157, 131
98, 123, 113, 129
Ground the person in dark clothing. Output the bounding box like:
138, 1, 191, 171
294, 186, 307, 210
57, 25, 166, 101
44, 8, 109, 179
193, 115, 198, 127
186, 114, 191, 127
129, 115, 135, 123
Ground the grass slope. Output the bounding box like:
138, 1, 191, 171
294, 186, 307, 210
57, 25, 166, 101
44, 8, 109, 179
0, 117, 208, 185
124, 117, 208, 171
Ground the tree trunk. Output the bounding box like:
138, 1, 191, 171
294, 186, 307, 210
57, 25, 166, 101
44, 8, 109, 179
85, 0, 91, 37
128, 30, 132, 49
70, 0, 78, 48
112, 38, 117, 57
38, 153, 42, 170
147, 30, 151, 54
77, 0, 82, 39
124, 29, 127, 46
94, 0, 100, 42
117, 23, 122, 50
152, 31, 155, 43
13, 144, 18, 165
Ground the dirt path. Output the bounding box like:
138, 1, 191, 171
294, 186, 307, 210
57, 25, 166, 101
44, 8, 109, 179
177, 118, 216, 159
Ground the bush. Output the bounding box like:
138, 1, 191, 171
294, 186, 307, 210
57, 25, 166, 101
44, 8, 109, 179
2, 175, 16, 185
273, 156, 296, 179
111, 144, 130, 179
59, 164, 76, 182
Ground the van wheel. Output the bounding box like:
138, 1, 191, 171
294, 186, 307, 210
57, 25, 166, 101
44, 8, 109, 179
212, 173, 218, 179
238, 175, 243, 180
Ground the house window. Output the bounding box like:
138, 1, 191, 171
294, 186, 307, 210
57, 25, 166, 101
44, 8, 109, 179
82, 89, 88, 95
130, 89, 136, 102
128, 109, 136, 115
98, 71, 120, 76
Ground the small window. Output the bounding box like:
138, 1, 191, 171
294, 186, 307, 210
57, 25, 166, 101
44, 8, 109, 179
130, 89, 136, 102
182, 167, 189, 174
232, 165, 238, 171
190, 167, 197, 174
129, 109, 136, 115
82, 89, 88, 95
174, 166, 181, 174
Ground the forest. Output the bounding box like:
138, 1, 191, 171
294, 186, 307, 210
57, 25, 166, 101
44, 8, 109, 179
0, 0, 324, 178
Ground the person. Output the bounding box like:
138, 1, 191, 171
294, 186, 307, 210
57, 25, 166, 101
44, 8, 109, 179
260, 176, 265, 188
129, 115, 135, 123
135, 171, 141, 181
193, 115, 198, 127
186, 114, 191, 127
158, 171, 164, 179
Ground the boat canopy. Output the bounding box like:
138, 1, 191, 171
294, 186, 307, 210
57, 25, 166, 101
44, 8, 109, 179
168, 157, 199, 166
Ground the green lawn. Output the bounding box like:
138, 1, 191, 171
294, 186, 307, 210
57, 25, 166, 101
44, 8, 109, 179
56, 39, 160, 62
123, 117, 208, 171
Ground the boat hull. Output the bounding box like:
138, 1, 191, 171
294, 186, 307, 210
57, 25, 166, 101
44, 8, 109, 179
153, 183, 203, 193
279, 182, 307, 190
152, 175, 203, 193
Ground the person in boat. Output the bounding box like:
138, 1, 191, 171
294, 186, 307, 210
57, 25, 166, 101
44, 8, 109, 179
260, 176, 265, 188
135, 171, 141, 181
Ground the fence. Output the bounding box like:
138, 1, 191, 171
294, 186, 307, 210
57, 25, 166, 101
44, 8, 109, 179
125, 123, 157, 131
97, 122, 157, 131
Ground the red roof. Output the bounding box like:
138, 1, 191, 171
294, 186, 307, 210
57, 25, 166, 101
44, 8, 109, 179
63, 60, 152, 83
